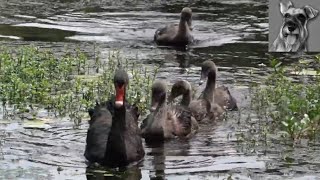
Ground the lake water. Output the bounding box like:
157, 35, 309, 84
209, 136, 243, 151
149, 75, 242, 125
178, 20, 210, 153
1, 0, 320, 179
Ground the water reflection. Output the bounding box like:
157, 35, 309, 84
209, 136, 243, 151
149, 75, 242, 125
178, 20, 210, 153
176, 53, 190, 69
148, 143, 165, 180
86, 165, 142, 180
146, 139, 192, 180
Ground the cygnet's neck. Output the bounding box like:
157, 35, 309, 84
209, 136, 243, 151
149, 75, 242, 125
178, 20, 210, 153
203, 75, 216, 103
159, 93, 167, 108
181, 89, 192, 106
178, 18, 190, 35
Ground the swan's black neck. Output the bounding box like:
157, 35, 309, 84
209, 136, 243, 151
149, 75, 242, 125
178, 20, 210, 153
104, 98, 128, 167
112, 105, 127, 130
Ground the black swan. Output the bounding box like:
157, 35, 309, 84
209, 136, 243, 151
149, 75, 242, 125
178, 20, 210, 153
84, 68, 145, 168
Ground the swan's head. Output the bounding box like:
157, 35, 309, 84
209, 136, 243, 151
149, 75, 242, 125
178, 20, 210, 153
114, 69, 129, 108
168, 80, 192, 103
199, 60, 217, 85
150, 80, 167, 111
181, 7, 192, 22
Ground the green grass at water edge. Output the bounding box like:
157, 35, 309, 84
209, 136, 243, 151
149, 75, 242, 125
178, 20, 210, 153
252, 56, 320, 142
0, 45, 157, 125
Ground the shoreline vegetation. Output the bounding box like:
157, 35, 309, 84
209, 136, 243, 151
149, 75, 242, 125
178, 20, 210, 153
0, 45, 319, 142
0, 45, 157, 126
251, 57, 320, 142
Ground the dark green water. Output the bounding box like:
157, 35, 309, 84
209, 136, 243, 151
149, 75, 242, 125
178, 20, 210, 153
1, 0, 320, 179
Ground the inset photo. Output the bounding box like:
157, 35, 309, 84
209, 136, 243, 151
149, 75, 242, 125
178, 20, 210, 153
269, 0, 320, 52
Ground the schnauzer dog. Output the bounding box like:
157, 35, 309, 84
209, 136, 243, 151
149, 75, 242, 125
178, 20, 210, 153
270, 1, 318, 52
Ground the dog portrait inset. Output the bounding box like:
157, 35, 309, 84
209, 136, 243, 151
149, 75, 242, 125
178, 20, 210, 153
269, 1, 319, 52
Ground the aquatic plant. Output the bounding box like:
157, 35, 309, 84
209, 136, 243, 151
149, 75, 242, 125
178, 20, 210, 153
0, 45, 157, 125
253, 56, 320, 141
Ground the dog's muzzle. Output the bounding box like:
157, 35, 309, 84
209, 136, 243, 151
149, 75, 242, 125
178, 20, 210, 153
282, 19, 301, 37
286, 21, 297, 32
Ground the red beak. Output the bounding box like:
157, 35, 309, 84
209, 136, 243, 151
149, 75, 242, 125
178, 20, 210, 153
115, 85, 125, 107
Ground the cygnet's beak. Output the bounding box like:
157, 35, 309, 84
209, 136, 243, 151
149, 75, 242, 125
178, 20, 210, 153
199, 80, 204, 85
150, 106, 157, 112
199, 72, 206, 85
150, 100, 158, 112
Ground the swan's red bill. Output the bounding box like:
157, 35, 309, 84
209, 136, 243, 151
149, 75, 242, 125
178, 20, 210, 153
115, 85, 125, 107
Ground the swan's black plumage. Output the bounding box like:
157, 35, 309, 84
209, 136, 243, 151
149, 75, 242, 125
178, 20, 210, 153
84, 69, 144, 168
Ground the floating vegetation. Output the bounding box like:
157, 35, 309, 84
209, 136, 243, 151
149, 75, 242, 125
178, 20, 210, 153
252, 56, 320, 142
0, 45, 157, 125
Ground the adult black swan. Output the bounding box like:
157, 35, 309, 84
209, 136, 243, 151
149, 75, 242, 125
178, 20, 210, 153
84, 68, 145, 168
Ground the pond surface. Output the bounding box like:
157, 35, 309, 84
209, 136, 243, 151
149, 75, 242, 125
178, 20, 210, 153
1, 0, 320, 179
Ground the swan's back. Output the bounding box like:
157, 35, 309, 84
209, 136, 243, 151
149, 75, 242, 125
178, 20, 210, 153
189, 98, 211, 121
167, 104, 194, 137
84, 105, 112, 165
215, 86, 238, 110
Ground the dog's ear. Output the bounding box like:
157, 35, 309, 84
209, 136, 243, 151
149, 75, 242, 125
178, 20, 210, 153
280, 1, 293, 15
304, 5, 319, 20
